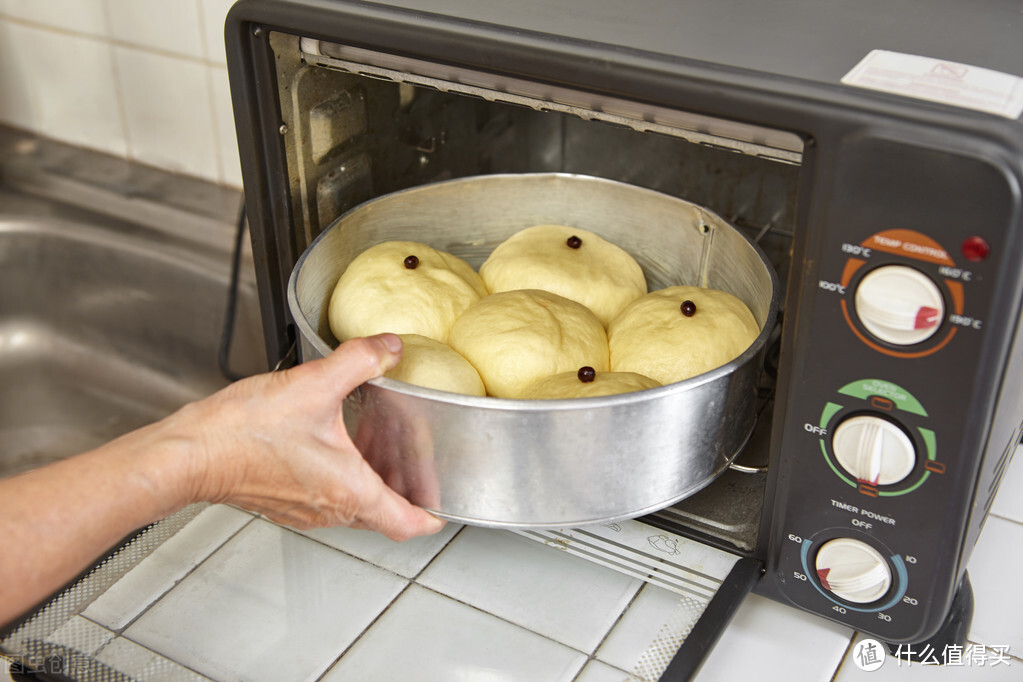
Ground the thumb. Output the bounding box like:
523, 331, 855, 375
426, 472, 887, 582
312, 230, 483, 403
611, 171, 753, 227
323, 334, 404, 396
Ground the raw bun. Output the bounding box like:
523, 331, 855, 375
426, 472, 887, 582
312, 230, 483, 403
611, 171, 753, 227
479, 224, 647, 327
608, 285, 759, 385
328, 240, 488, 343
523, 369, 661, 399
384, 334, 486, 396
448, 289, 609, 399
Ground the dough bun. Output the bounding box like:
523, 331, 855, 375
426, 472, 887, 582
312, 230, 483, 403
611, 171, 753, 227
447, 289, 609, 399
328, 240, 487, 343
384, 334, 486, 396
479, 224, 647, 327
522, 369, 661, 399
608, 285, 759, 385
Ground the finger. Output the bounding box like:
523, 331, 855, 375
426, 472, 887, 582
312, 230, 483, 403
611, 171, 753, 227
353, 482, 446, 541
323, 334, 403, 395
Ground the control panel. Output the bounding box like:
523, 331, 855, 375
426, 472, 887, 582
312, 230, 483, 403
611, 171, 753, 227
761, 138, 1014, 643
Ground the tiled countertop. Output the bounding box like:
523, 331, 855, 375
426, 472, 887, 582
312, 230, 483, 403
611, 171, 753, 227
4, 448, 1022, 681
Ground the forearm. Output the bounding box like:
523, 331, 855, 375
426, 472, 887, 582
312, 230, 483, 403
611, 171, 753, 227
0, 419, 197, 626
0, 335, 442, 628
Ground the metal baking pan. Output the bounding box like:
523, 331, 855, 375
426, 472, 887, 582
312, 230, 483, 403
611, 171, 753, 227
288, 173, 778, 528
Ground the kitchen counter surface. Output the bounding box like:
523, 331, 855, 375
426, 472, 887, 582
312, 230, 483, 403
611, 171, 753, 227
2, 442, 1021, 681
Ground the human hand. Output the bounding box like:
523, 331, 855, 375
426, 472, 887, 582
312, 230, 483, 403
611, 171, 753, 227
166, 334, 445, 541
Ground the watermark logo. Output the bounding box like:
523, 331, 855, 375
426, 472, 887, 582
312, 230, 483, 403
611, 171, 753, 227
853, 638, 887, 672
851, 639, 1016, 672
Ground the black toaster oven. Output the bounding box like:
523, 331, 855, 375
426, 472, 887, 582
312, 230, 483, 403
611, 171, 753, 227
224, 0, 1023, 674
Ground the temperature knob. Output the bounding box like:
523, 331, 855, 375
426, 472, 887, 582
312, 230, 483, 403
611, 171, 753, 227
832, 415, 916, 485
854, 265, 944, 345
815, 538, 892, 604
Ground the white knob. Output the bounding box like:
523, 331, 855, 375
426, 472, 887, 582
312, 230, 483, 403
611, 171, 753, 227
854, 265, 944, 345
815, 538, 892, 604
832, 415, 916, 485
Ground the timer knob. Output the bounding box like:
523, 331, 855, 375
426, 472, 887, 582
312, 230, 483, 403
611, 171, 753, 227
854, 265, 944, 345
832, 415, 916, 486
814, 538, 892, 604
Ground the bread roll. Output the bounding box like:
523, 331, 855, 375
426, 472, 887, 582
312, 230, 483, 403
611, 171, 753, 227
608, 285, 759, 384
522, 367, 661, 399
384, 334, 486, 396
328, 240, 487, 343
448, 289, 609, 398
479, 224, 646, 327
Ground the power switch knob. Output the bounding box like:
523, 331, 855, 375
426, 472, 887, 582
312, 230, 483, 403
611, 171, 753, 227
832, 415, 916, 486
815, 538, 892, 604
854, 265, 944, 345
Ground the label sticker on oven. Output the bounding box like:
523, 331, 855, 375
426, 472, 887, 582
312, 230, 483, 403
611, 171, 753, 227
841, 50, 1023, 119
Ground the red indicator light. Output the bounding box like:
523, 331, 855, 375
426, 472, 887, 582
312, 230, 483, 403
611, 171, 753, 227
962, 236, 990, 262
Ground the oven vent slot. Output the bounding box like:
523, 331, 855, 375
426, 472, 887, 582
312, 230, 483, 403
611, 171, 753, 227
299, 38, 803, 165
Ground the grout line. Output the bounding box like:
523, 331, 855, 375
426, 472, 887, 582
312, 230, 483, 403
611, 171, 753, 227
829, 632, 857, 681
313, 581, 416, 681
307, 525, 466, 680
106, 511, 255, 635
273, 521, 462, 580
409, 525, 464, 580
203, 61, 227, 184
98, 1, 130, 165
416, 582, 594, 655
0, 12, 228, 68
571, 582, 648, 681
85, 623, 212, 681
988, 510, 1023, 527
193, 0, 227, 185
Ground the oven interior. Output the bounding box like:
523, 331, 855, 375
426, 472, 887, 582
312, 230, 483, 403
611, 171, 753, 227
273, 32, 806, 553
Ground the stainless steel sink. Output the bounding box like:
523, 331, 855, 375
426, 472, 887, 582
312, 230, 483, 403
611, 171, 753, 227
0, 137, 265, 479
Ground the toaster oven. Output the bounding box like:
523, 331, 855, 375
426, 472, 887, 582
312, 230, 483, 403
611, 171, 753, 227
224, 0, 1023, 673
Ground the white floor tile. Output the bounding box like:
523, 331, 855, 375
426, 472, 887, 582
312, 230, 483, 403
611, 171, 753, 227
596, 584, 706, 680
418, 527, 642, 653
965, 515, 1023, 658
84, 505, 251, 629
123, 519, 407, 682
46, 616, 115, 657
321, 584, 587, 682
991, 443, 1023, 525
297, 522, 461, 578
95, 637, 210, 681
575, 659, 640, 682
694, 594, 854, 682
835, 633, 1021, 680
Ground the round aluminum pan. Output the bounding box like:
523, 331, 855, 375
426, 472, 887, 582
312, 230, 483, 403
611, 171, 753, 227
288, 173, 778, 528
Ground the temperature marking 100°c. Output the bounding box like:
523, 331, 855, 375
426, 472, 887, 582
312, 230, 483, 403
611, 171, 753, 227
819, 280, 847, 294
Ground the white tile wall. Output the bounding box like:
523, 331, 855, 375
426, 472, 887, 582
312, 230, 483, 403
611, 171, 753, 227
0, 0, 107, 36
0, 0, 243, 187
103, 0, 205, 59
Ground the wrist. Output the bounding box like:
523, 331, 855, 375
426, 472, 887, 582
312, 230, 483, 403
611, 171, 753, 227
115, 410, 211, 521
